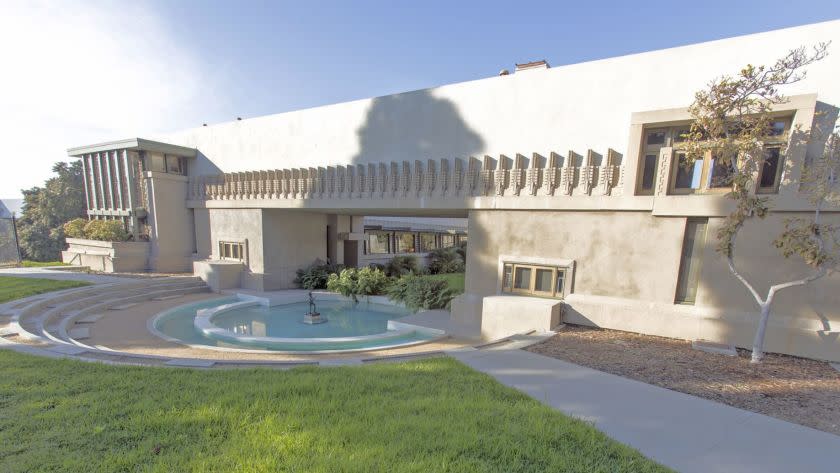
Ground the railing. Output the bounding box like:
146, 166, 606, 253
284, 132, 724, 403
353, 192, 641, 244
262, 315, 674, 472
188, 150, 624, 201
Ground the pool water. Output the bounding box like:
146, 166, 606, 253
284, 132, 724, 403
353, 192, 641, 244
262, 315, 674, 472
153, 297, 440, 352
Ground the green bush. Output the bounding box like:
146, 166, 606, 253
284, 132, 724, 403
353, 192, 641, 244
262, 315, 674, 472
294, 262, 344, 289
428, 247, 465, 274
62, 218, 87, 239
82, 220, 129, 242
386, 275, 457, 312
384, 255, 419, 277
326, 267, 390, 302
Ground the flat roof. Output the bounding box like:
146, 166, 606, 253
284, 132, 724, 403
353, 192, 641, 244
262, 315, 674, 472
67, 138, 197, 158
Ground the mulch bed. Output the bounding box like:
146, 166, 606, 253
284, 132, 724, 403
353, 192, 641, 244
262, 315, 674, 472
526, 324, 840, 435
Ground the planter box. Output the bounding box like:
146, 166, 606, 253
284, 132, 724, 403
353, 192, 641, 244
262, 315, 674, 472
62, 238, 149, 272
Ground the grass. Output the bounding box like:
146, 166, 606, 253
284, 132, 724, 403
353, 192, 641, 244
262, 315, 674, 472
0, 351, 669, 473
0, 276, 90, 304
422, 272, 465, 294
20, 260, 68, 268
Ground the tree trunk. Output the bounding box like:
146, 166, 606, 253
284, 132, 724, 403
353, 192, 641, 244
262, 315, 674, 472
751, 303, 772, 363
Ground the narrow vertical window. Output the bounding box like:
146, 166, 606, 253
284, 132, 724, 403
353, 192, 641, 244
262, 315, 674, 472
638, 129, 667, 194
502, 264, 513, 291
675, 218, 708, 304
758, 147, 783, 192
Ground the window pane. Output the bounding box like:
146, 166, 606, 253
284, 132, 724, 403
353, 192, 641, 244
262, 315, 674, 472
707, 156, 735, 188
440, 234, 455, 248
646, 131, 666, 145
396, 232, 416, 253
513, 267, 531, 290
166, 156, 183, 174
503, 264, 513, 291
675, 219, 708, 304
555, 270, 565, 295
672, 129, 691, 143
534, 269, 553, 292
419, 233, 436, 252
768, 121, 786, 137
759, 148, 781, 189
367, 232, 390, 254
674, 154, 703, 190
641, 154, 658, 190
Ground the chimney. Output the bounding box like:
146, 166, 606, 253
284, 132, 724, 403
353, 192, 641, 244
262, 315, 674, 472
514, 60, 550, 73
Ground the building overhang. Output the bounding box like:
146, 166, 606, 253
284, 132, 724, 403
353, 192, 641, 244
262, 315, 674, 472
67, 138, 197, 158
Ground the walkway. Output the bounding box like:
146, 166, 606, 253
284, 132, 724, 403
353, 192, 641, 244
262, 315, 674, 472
450, 348, 840, 473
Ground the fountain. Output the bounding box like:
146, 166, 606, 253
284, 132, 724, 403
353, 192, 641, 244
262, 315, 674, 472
302, 291, 327, 324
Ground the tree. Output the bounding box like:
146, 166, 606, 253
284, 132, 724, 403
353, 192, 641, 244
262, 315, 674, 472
682, 43, 839, 363
17, 161, 86, 261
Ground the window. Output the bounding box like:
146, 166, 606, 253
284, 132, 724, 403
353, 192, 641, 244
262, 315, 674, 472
502, 262, 568, 298
675, 218, 708, 304
639, 120, 790, 195
757, 147, 784, 193
219, 241, 244, 261
419, 233, 437, 252
395, 232, 416, 253
440, 234, 456, 248
146, 153, 166, 173
165, 155, 185, 175
365, 231, 390, 254
457, 234, 468, 244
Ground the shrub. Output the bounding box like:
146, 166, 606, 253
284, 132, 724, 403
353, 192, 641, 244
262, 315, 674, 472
386, 275, 457, 312
82, 220, 129, 242
294, 262, 343, 289
384, 255, 419, 277
326, 267, 390, 302
427, 247, 465, 274
456, 240, 467, 262
63, 218, 87, 239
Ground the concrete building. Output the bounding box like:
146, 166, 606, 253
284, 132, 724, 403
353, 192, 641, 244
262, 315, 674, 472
65, 20, 840, 361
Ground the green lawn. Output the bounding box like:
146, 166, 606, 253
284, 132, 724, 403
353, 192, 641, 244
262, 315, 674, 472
0, 276, 90, 304
423, 272, 465, 294
20, 260, 68, 268
0, 350, 668, 472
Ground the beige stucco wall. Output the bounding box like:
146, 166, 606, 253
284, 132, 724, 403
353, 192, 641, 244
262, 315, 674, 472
465, 209, 840, 361
261, 209, 328, 289
145, 172, 194, 272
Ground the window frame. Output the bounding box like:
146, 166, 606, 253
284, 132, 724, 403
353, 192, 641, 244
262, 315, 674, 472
364, 230, 391, 255
501, 262, 568, 299
394, 231, 417, 254
419, 232, 437, 252
218, 240, 245, 261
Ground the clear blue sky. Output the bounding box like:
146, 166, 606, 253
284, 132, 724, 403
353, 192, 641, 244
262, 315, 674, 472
2, 0, 839, 198
148, 0, 840, 121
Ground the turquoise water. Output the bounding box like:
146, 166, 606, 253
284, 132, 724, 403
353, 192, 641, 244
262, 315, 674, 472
153, 297, 437, 352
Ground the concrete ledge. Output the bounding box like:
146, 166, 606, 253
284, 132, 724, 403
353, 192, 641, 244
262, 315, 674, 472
194, 259, 244, 292
480, 295, 561, 341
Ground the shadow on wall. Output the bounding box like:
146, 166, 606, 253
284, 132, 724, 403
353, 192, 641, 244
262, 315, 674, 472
351, 89, 485, 164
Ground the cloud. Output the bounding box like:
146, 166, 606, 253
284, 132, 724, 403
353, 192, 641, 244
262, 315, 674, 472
0, 0, 222, 198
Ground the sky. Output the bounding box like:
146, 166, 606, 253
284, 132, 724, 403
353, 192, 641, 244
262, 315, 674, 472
1, 0, 839, 199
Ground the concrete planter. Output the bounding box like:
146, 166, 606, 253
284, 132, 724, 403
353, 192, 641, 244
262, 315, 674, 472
62, 238, 149, 272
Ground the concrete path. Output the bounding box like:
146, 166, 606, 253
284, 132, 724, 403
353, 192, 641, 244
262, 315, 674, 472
450, 348, 840, 473
0, 267, 133, 284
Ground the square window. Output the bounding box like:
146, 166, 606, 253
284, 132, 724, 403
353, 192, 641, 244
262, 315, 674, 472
513, 267, 531, 290
534, 269, 553, 292
674, 154, 704, 190
366, 231, 390, 254
419, 233, 437, 252
646, 131, 666, 145
396, 232, 416, 253
706, 156, 735, 189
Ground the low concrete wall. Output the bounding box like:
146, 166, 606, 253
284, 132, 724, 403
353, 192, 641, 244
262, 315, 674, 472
480, 295, 562, 340
62, 238, 149, 272
193, 259, 245, 292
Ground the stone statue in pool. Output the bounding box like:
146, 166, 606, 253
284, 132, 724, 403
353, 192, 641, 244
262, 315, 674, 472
303, 291, 327, 324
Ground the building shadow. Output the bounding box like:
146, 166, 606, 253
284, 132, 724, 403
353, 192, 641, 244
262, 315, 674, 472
351, 89, 484, 164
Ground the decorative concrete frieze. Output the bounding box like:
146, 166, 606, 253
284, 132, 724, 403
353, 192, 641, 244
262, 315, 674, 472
188, 147, 627, 202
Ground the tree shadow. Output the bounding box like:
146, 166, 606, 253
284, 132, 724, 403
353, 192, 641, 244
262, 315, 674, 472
351, 89, 484, 164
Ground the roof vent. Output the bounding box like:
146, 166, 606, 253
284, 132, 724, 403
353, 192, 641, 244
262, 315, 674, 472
515, 60, 550, 73
499, 69, 510, 76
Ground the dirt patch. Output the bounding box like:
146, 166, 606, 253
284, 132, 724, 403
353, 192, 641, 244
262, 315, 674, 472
526, 324, 840, 435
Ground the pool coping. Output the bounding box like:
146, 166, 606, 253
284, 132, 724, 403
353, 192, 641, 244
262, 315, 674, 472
149, 292, 448, 355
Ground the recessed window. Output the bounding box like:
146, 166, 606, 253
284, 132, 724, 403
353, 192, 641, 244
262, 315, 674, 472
672, 153, 704, 192
165, 155, 185, 175
706, 156, 736, 189
440, 234, 456, 248
637, 129, 668, 195
675, 218, 708, 304
502, 262, 568, 299
219, 241, 244, 261
419, 232, 437, 252
365, 231, 390, 254
757, 147, 784, 192
395, 232, 416, 253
